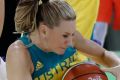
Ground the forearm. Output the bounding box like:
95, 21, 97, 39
77, 39, 120, 66
75, 39, 107, 65
74, 31, 120, 67
74, 31, 106, 57
77, 39, 106, 57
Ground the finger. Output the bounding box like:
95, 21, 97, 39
101, 65, 120, 72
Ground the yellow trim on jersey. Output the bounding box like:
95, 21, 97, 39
34, 52, 83, 80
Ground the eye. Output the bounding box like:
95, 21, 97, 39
63, 35, 69, 38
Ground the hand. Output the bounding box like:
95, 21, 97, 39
102, 65, 120, 80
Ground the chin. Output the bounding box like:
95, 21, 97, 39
55, 51, 65, 55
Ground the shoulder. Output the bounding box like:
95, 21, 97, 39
6, 40, 29, 64
6, 40, 33, 73
6, 40, 33, 80
7, 40, 27, 56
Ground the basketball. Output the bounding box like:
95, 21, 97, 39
62, 63, 108, 80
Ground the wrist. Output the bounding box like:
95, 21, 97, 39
104, 51, 120, 67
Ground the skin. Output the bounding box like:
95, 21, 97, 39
0, 1, 7, 80
6, 20, 120, 80
33, 20, 76, 54
0, 0, 4, 37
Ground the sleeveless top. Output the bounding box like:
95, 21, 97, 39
19, 34, 83, 80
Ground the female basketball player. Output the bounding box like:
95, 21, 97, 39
6, 0, 120, 80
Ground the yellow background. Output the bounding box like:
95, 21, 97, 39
65, 0, 99, 61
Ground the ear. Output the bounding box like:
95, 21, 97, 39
39, 24, 48, 36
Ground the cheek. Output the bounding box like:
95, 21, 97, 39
50, 37, 63, 47
48, 33, 64, 46
47, 35, 59, 45
64, 40, 68, 45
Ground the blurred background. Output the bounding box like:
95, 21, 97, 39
0, 0, 120, 60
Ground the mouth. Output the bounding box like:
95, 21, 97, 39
60, 47, 66, 50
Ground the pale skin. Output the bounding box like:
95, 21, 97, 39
6, 20, 120, 80
0, 0, 4, 37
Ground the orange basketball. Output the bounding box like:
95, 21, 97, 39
62, 63, 108, 80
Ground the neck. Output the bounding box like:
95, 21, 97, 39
29, 30, 49, 52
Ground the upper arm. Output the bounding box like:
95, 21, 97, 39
6, 41, 32, 80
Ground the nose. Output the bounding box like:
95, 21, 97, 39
68, 39, 73, 47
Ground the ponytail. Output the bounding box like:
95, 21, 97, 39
14, 0, 39, 33
15, 0, 76, 33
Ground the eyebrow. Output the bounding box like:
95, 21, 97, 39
64, 32, 75, 35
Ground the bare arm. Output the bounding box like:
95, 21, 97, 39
6, 40, 33, 80
0, 0, 5, 37
73, 31, 120, 67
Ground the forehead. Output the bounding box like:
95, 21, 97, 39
53, 20, 76, 33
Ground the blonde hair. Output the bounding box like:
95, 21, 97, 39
15, 0, 76, 33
